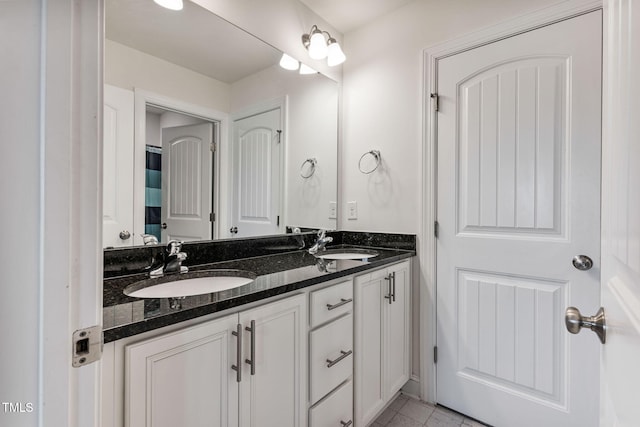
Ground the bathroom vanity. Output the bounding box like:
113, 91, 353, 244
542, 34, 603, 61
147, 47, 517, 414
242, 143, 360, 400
101, 232, 415, 427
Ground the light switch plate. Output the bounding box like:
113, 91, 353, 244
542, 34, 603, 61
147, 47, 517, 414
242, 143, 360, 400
329, 201, 337, 219
347, 201, 357, 220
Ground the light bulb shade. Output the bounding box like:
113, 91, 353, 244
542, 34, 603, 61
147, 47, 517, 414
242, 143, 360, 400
279, 53, 299, 71
153, 0, 183, 10
327, 41, 346, 66
308, 31, 328, 60
299, 64, 317, 75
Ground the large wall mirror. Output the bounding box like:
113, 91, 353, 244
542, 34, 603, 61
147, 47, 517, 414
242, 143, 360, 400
103, 0, 338, 248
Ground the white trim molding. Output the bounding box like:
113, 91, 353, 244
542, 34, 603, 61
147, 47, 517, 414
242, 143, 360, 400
420, 0, 602, 403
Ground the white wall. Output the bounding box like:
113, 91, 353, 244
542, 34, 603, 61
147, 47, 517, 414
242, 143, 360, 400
231, 65, 339, 231
105, 39, 231, 112
0, 2, 42, 424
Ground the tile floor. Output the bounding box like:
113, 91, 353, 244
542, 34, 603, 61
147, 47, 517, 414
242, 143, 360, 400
369, 394, 489, 427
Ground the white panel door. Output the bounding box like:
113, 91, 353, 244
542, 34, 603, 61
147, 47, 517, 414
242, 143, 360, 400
231, 108, 281, 238
436, 12, 602, 427
601, 0, 640, 424
161, 123, 213, 242
103, 85, 134, 247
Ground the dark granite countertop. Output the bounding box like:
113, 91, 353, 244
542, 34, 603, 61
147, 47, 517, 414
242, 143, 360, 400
102, 232, 416, 343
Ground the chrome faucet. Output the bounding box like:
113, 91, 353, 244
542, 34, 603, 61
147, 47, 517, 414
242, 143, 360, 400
150, 240, 188, 277
308, 229, 333, 254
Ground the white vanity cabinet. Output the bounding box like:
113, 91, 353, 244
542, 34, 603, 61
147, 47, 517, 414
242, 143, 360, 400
123, 293, 307, 427
354, 260, 411, 426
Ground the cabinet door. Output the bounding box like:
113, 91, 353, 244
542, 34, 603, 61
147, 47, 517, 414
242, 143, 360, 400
238, 294, 307, 427
384, 260, 411, 397
354, 268, 387, 426
125, 313, 239, 427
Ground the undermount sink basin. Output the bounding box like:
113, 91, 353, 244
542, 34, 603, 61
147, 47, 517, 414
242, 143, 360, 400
123, 269, 256, 298
314, 248, 379, 260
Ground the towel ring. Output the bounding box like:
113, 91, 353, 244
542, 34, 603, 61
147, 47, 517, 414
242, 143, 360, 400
300, 158, 317, 178
358, 150, 381, 174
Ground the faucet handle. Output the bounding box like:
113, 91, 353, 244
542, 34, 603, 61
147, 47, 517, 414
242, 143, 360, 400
166, 240, 183, 255
317, 229, 326, 239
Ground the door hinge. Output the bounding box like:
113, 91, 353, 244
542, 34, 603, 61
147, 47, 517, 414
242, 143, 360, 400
434, 221, 439, 238
210, 142, 216, 152
210, 212, 216, 222
72, 325, 102, 368
434, 346, 438, 364
276, 129, 282, 144
430, 93, 439, 112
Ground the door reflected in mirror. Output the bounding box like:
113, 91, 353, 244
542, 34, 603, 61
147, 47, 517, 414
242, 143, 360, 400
103, 0, 338, 248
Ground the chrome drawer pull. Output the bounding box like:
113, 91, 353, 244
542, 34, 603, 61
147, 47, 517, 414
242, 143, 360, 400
326, 298, 353, 311
231, 323, 242, 382
384, 274, 393, 304
391, 271, 396, 302
340, 421, 353, 427
326, 350, 353, 368
245, 320, 256, 375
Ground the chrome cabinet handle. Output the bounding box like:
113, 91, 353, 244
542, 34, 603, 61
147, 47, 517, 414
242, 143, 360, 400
384, 273, 394, 304
245, 320, 256, 375
565, 306, 606, 344
391, 271, 396, 302
326, 298, 353, 311
231, 323, 242, 382
340, 421, 353, 427
230, 226, 238, 234
119, 230, 131, 240
326, 350, 352, 368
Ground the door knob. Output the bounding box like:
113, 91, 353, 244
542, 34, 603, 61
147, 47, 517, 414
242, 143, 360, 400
161, 222, 168, 229
119, 230, 131, 240
565, 306, 606, 344
572, 255, 593, 271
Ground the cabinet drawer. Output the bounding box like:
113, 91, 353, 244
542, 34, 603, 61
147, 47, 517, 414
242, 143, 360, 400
310, 280, 353, 327
310, 314, 353, 403
309, 380, 353, 427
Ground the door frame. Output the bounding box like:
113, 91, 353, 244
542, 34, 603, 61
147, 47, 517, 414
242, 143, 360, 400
133, 89, 228, 244
419, 0, 603, 403
229, 96, 287, 238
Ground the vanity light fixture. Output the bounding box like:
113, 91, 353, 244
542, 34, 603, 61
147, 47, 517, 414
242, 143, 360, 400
153, 0, 183, 11
279, 53, 300, 71
301, 25, 346, 66
278, 53, 317, 75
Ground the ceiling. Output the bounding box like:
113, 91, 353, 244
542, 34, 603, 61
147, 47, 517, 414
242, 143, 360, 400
299, 0, 416, 33
105, 0, 281, 84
